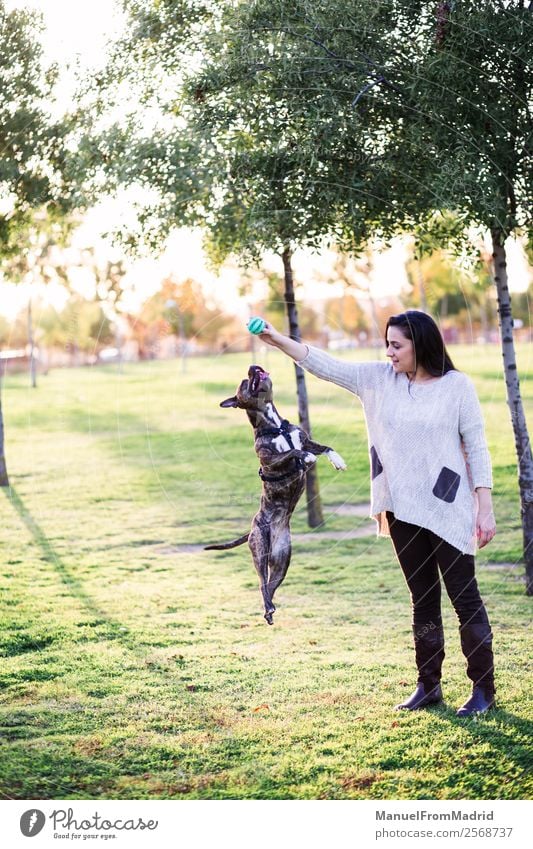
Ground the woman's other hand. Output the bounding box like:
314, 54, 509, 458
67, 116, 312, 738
476, 488, 496, 548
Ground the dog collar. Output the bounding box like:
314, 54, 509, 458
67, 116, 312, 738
256, 419, 292, 439
258, 457, 306, 483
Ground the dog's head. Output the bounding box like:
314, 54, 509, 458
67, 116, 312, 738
220, 365, 273, 410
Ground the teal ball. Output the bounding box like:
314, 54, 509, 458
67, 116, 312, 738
247, 317, 266, 335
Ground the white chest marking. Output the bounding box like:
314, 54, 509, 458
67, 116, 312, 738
265, 404, 281, 427
273, 435, 291, 452
290, 431, 302, 449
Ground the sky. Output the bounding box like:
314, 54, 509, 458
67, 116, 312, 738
5, 0, 125, 74
1, 0, 530, 323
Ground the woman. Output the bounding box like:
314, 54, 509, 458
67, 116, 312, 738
258, 310, 496, 716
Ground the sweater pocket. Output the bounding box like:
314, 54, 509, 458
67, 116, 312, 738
432, 466, 461, 503
370, 445, 383, 479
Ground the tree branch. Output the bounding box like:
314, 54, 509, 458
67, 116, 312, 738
250, 25, 406, 101
351, 76, 385, 107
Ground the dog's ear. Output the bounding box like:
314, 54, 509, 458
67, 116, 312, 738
220, 396, 239, 408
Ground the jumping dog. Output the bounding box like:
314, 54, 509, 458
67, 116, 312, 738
205, 365, 347, 623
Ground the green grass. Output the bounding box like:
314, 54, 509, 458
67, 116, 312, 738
0, 343, 531, 800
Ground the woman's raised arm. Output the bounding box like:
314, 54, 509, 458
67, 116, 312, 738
257, 320, 368, 396
257, 321, 308, 362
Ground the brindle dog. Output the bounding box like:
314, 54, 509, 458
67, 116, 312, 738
205, 365, 347, 623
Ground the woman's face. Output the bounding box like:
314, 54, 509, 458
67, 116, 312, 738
386, 325, 416, 374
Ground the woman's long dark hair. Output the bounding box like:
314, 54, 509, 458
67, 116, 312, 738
385, 310, 457, 379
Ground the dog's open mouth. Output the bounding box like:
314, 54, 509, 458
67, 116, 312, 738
249, 366, 270, 395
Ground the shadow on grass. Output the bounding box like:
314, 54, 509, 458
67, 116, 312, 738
422, 700, 532, 778
4, 485, 136, 647
3, 485, 204, 703
457, 707, 533, 774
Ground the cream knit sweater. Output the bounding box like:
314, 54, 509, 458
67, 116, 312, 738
296, 346, 493, 555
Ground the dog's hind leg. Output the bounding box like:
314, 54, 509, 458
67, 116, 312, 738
266, 524, 292, 614
248, 523, 275, 624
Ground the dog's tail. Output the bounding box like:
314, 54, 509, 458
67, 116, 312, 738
204, 533, 250, 551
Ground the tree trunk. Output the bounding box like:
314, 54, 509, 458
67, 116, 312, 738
0, 375, 9, 487
492, 228, 533, 595
282, 246, 324, 528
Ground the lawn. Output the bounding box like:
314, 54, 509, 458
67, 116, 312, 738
0, 342, 531, 799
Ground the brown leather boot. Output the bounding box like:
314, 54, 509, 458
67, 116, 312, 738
395, 682, 443, 710
456, 684, 495, 717
456, 621, 496, 716
395, 623, 445, 711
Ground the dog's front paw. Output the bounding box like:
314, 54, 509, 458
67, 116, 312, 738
304, 452, 317, 465
327, 450, 347, 471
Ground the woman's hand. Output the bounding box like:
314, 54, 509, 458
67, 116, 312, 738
257, 320, 282, 347
477, 510, 496, 548
255, 322, 309, 361
476, 488, 496, 548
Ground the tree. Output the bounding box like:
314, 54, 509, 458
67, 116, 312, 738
0, 2, 74, 485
